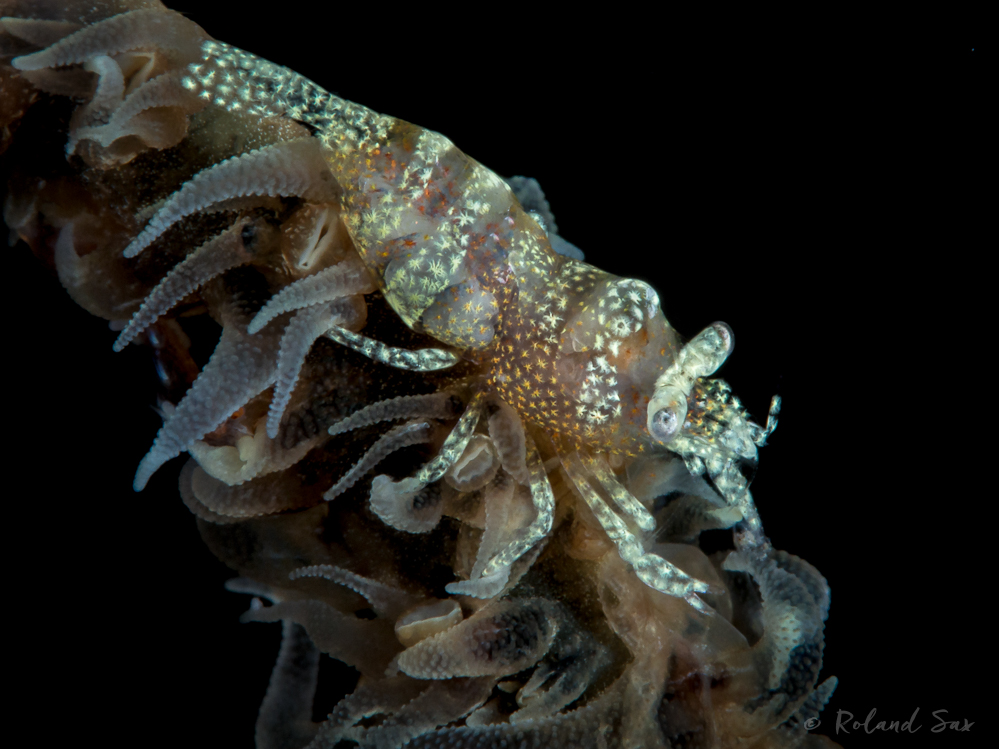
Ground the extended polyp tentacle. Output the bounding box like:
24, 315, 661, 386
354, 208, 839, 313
123, 137, 337, 258
89, 69, 197, 137
248, 259, 375, 335
288, 564, 417, 620
68, 69, 202, 154
267, 298, 365, 439
324, 325, 459, 372
786, 675, 838, 735
368, 475, 444, 534
722, 548, 828, 706
328, 393, 459, 436
225, 576, 282, 602
71, 54, 123, 129
479, 434, 554, 578
10, 9, 204, 71
305, 678, 428, 749
255, 620, 320, 749
562, 452, 715, 614
185, 460, 323, 517
0, 18, 81, 49
242, 599, 399, 678
323, 421, 433, 501
347, 678, 494, 749
397, 599, 558, 680
415, 689, 626, 749
114, 220, 254, 351
178, 459, 238, 524
133, 305, 284, 490
773, 550, 831, 621
583, 453, 656, 532
511, 626, 611, 724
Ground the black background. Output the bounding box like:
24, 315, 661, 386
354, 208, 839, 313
10, 5, 986, 747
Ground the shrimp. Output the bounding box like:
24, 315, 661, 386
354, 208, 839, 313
2, 5, 836, 747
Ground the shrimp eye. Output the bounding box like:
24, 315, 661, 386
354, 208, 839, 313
649, 405, 681, 442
